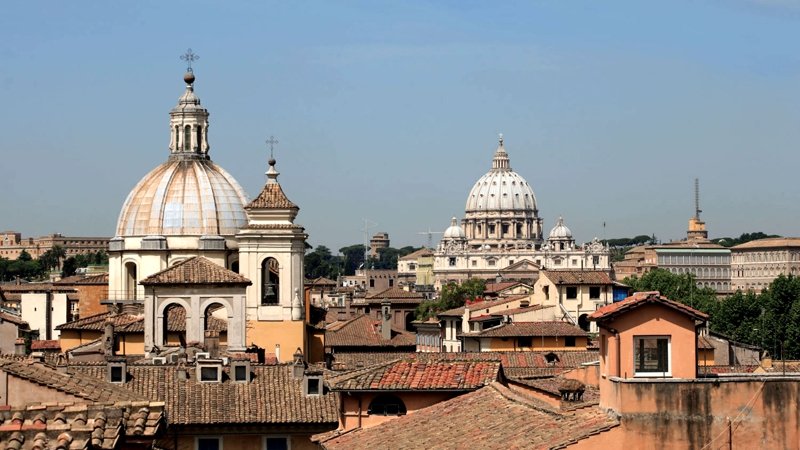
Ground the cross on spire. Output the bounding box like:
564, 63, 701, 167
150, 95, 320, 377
266, 136, 279, 159
181, 48, 199, 73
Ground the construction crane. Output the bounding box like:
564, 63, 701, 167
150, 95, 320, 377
418, 228, 444, 249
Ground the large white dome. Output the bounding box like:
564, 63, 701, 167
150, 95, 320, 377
465, 137, 537, 213
116, 158, 248, 237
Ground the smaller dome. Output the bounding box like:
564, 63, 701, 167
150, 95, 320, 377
443, 217, 466, 239
549, 216, 572, 239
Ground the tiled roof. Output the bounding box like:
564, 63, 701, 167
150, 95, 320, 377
0, 310, 28, 327
542, 270, 614, 285
508, 376, 600, 407
0, 283, 73, 293
365, 287, 424, 301
317, 382, 618, 450
0, 401, 164, 449
698, 335, 715, 349
0, 357, 145, 403
73, 273, 109, 285
325, 315, 415, 348
438, 296, 519, 317
56, 309, 227, 333
326, 360, 501, 391
327, 350, 599, 373
484, 281, 529, 294
140, 257, 251, 286
307, 276, 337, 286
732, 237, 800, 250
491, 304, 549, 316
246, 182, 298, 209
466, 321, 589, 338
398, 248, 434, 260
70, 364, 338, 426
30, 340, 61, 351
590, 292, 709, 322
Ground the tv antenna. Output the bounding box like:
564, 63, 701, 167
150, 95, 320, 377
418, 228, 444, 249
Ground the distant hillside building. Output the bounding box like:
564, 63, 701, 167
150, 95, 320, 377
730, 237, 800, 292
0, 231, 109, 259
369, 232, 390, 257
613, 202, 731, 293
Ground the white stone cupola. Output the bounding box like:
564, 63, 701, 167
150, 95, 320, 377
236, 156, 308, 323
169, 69, 210, 157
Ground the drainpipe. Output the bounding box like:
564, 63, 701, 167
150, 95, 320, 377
357, 395, 362, 429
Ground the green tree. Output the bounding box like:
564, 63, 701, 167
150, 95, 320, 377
61, 257, 79, 277
304, 245, 343, 279
623, 268, 718, 315
339, 244, 366, 275
759, 275, 800, 359
712, 291, 762, 345
415, 278, 486, 320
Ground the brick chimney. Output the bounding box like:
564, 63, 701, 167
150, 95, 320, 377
104, 318, 115, 358
14, 338, 26, 356
381, 300, 392, 341
292, 348, 306, 379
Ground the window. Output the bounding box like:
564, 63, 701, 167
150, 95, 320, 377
518, 336, 532, 348
233, 364, 248, 382
543, 285, 550, 300
409, 263, 416, 270
197, 437, 220, 450
388, 279, 394, 287
449, 257, 456, 267
488, 259, 496, 267
566, 287, 578, 299
261, 258, 279, 305
589, 286, 601, 299
502, 224, 509, 235
544, 352, 559, 364
592, 255, 600, 265
200, 367, 219, 382
634, 336, 670, 376
306, 377, 321, 396
184, 125, 192, 151
109, 365, 124, 383
565, 336, 576, 347
489, 224, 496, 235
265, 437, 289, 450
369, 279, 375, 288
471, 260, 477, 267
368, 394, 407, 416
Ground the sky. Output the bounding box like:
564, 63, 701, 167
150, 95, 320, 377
1, 1, 799, 252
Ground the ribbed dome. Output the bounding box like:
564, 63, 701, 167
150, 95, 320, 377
548, 216, 572, 239
116, 158, 248, 237
443, 217, 466, 239
465, 137, 537, 213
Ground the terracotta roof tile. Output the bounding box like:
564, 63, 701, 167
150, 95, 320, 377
140, 257, 251, 286
365, 287, 424, 302
246, 182, 298, 209
30, 340, 61, 351
56, 309, 226, 333
732, 237, 800, 250
484, 281, 530, 294
437, 296, 521, 317
70, 364, 338, 426
0, 310, 28, 327
589, 292, 708, 322
0, 401, 164, 449
325, 315, 416, 349
317, 382, 618, 449
0, 357, 145, 403
542, 270, 614, 285
466, 321, 589, 338
398, 248, 434, 260
327, 360, 501, 391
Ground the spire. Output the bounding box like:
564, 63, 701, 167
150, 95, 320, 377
169, 49, 210, 159
265, 136, 280, 184
491, 133, 511, 171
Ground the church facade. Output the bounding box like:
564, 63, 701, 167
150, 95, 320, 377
433, 136, 610, 288
106, 67, 306, 361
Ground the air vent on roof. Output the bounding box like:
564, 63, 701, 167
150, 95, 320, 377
195, 352, 211, 360
152, 357, 167, 365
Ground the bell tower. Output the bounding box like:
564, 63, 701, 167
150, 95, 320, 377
236, 146, 308, 362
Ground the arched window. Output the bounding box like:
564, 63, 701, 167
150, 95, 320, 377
184, 125, 191, 151
124, 262, 137, 300
196, 126, 203, 150
578, 314, 590, 332
163, 303, 187, 347
261, 257, 279, 305
174, 126, 180, 149
367, 394, 407, 416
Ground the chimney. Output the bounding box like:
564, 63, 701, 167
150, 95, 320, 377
292, 348, 306, 379
104, 318, 115, 358
462, 307, 471, 334
14, 338, 26, 356
204, 330, 220, 358
381, 300, 392, 341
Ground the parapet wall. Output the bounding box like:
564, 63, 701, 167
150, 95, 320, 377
603, 376, 800, 449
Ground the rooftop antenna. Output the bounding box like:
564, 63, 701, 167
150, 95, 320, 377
694, 178, 702, 220
362, 219, 377, 270
418, 228, 444, 249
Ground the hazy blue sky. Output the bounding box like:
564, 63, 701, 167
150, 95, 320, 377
1, 1, 799, 251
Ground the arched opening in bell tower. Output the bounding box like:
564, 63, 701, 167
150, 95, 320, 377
261, 257, 280, 305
